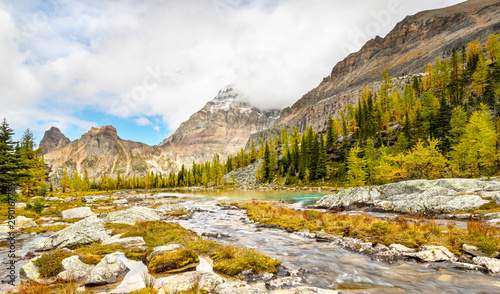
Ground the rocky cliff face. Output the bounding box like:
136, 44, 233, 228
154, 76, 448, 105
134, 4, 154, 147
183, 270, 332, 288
160, 86, 280, 169
44, 125, 172, 180
274, 0, 500, 131
39, 127, 70, 155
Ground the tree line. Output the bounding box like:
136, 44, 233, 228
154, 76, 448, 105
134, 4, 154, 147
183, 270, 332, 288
0, 119, 47, 200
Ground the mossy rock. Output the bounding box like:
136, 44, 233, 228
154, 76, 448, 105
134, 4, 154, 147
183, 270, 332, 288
148, 249, 199, 273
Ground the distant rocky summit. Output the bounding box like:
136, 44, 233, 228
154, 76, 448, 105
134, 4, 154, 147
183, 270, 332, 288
315, 178, 500, 214
43, 125, 173, 180
39, 126, 70, 155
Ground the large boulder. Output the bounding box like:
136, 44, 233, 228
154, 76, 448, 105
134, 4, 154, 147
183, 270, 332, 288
13, 216, 38, 229
61, 207, 95, 219
473, 256, 500, 276
146, 244, 185, 263
102, 234, 146, 248
85, 253, 130, 285
32, 216, 109, 251
314, 178, 495, 214
19, 257, 41, 282
406, 245, 457, 262
104, 206, 160, 225
57, 256, 94, 281
155, 271, 223, 294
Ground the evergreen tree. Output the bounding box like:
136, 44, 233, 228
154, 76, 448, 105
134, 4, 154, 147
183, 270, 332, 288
19, 129, 47, 196
0, 119, 21, 197
326, 114, 335, 148
432, 95, 452, 151
261, 142, 271, 182
315, 133, 327, 180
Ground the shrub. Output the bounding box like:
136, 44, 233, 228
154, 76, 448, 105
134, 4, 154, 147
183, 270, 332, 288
33, 249, 74, 278
32, 200, 45, 214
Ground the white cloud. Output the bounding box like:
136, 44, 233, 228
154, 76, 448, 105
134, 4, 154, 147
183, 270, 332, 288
0, 0, 465, 136
135, 117, 151, 126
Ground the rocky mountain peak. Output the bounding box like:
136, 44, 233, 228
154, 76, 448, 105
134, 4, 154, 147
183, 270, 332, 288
84, 125, 118, 138
201, 85, 256, 115
39, 126, 70, 155
159, 86, 280, 169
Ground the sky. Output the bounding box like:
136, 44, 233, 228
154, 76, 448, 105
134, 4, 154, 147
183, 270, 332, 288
0, 0, 464, 146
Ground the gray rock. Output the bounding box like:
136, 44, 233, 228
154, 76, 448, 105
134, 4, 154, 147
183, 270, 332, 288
296, 287, 340, 294
32, 216, 109, 251
112, 199, 128, 205
11, 216, 38, 229
104, 206, 160, 225
19, 256, 41, 282
61, 207, 95, 219
462, 243, 497, 257
85, 253, 130, 285
223, 158, 263, 186
266, 276, 304, 290
15, 203, 27, 209
155, 271, 223, 294
314, 178, 493, 214
102, 234, 146, 248
389, 244, 416, 254
315, 231, 342, 242
473, 256, 500, 276
147, 244, 185, 263
58, 256, 94, 281
406, 245, 457, 262
215, 283, 267, 294
155, 203, 187, 214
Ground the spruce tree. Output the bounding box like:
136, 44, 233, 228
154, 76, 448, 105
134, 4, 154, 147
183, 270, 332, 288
315, 133, 327, 180
0, 119, 21, 198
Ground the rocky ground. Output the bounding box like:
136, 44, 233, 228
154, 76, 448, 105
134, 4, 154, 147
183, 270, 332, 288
2, 177, 500, 293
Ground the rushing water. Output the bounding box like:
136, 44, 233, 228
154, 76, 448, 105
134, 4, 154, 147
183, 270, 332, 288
171, 196, 500, 294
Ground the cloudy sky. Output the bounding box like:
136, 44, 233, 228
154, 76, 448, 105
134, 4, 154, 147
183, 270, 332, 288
0, 0, 463, 145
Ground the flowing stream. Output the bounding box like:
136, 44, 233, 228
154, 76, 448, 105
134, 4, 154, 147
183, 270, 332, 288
170, 196, 500, 294
2, 192, 500, 293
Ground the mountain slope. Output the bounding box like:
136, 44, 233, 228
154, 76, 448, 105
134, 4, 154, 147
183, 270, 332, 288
44, 125, 172, 180
274, 0, 500, 131
160, 86, 280, 169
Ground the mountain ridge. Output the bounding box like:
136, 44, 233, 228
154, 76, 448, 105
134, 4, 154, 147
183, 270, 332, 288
274, 0, 500, 131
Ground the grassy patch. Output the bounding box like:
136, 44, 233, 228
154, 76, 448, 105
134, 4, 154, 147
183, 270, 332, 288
478, 200, 500, 211
148, 249, 199, 273
74, 243, 147, 261
25, 225, 68, 234
166, 210, 191, 217
119, 221, 280, 276
33, 249, 74, 278
239, 201, 500, 255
